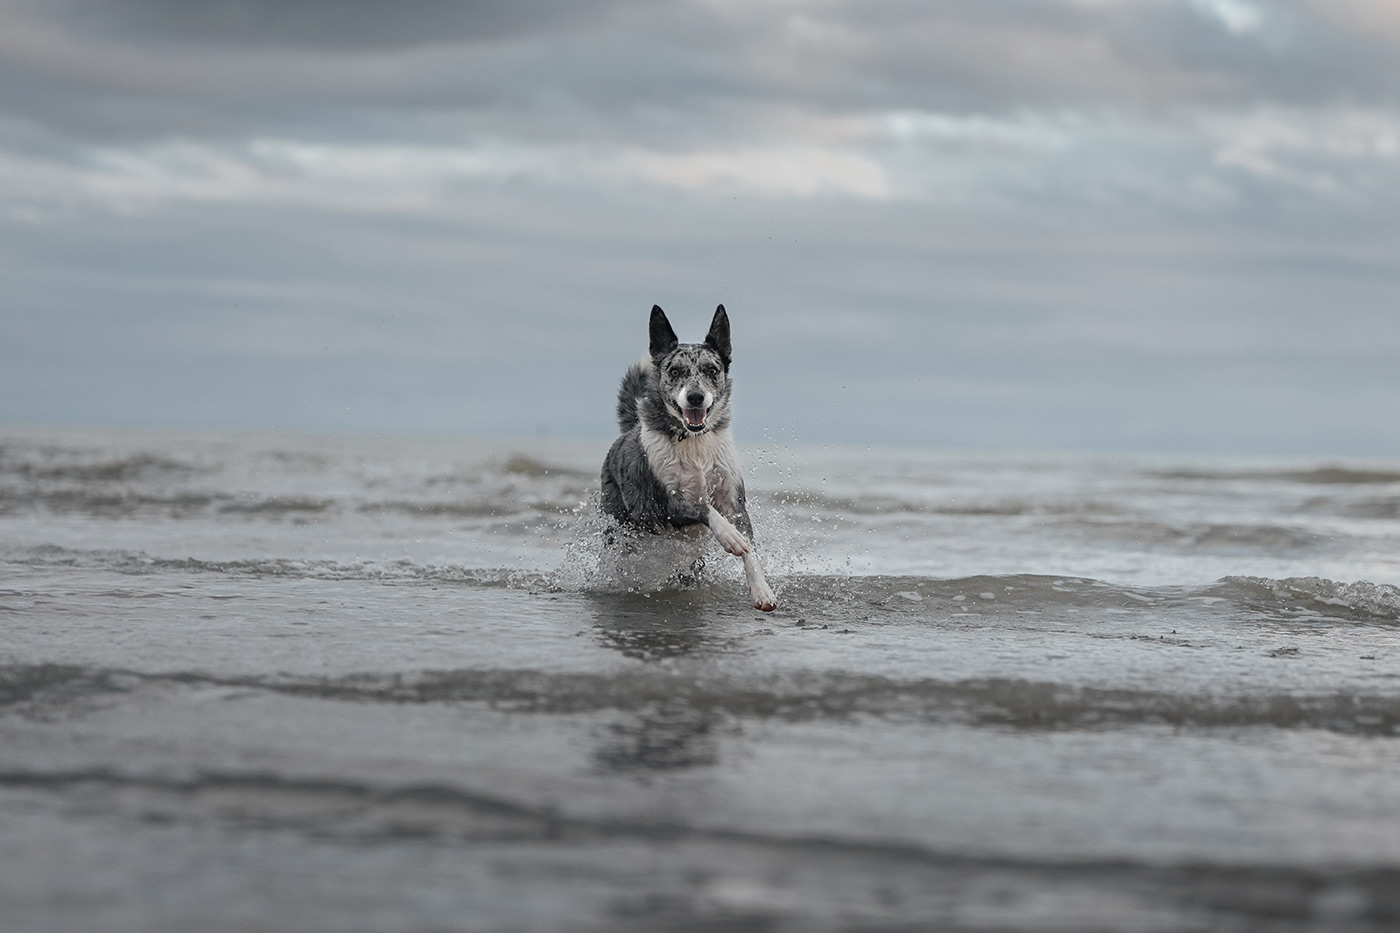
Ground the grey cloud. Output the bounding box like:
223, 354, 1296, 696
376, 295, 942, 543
46, 0, 639, 51
727, 0, 1400, 112
0, 1, 722, 145
5, 0, 1400, 149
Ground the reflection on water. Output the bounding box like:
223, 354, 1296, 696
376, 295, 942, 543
592, 615, 708, 661
587, 592, 728, 772
586, 592, 734, 661
594, 703, 720, 772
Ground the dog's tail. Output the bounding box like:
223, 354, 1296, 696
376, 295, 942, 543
615, 355, 652, 433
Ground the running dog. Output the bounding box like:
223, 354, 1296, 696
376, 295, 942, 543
600, 304, 777, 612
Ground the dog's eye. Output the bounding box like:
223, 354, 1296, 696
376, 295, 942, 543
702, 365, 719, 378
668, 367, 683, 379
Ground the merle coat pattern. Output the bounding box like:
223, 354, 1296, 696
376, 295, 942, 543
601, 305, 777, 611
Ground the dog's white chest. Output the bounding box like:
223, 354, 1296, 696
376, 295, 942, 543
641, 428, 740, 509
673, 456, 712, 502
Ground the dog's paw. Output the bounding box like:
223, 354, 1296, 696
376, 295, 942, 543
751, 583, 777, 612
716, 527, 751, 556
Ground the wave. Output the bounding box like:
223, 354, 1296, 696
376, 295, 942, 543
496, 454, 593, 480
5, 762, 1399, 932
0, 489, 588, 521
0, 663, 95, 706
0, 489, 220, 518
806, 573, 1400, 623
0, 545, 553, 589
1301, 495, 1400, 521
4, 768, 1400, 933
5, 663, 1398, 736
0, 449, 208, 483
0, 766, 559, 844
219, 496, 336, 515
1153, 466, 1400, 485
7, 543, 1398, 624
363, 497, 587, 519
1207, 576, 1400, 623
765, 491, 1328, 553
764, 488, 1123, 519
1058, 519, 1323, 551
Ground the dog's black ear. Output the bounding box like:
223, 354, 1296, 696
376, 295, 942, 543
649, 305, 679, 360
705, 304, 731, 367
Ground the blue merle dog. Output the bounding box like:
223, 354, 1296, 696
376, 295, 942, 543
600, 305, 776, 611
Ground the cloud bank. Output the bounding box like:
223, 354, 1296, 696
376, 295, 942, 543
2, 0, 1398, 453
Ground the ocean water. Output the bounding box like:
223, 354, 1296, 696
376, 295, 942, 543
2, 423, 1399, 932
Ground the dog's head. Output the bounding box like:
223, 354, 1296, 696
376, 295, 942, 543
648, 304, 733, 437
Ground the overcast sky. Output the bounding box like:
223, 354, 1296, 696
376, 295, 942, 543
2, 0, 1398, 455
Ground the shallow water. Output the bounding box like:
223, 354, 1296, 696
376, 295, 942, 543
2, 425, 1399, 931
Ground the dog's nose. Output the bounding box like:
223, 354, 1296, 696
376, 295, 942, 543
686, 390, 706, 408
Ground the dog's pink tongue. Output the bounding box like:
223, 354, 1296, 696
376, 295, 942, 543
683, 408, 707, 427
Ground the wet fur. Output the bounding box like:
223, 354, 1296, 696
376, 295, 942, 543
601, 305, 777, 611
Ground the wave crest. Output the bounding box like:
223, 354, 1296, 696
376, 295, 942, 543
1210, 576, 1400, 622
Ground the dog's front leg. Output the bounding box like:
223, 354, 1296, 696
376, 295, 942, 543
666, 495, 774, 610
743, 551, 777, 612
663, 492, 744, 553
727, 504, 775, 611
705, 506, 751, 556
713, 507, 777, 611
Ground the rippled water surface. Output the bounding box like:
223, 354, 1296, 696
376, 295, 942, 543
2, 425, 1399, 932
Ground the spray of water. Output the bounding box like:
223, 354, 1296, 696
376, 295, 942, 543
548, 482, 841, 603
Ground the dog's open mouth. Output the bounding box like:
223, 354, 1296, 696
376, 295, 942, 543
682, 407, 709, 432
